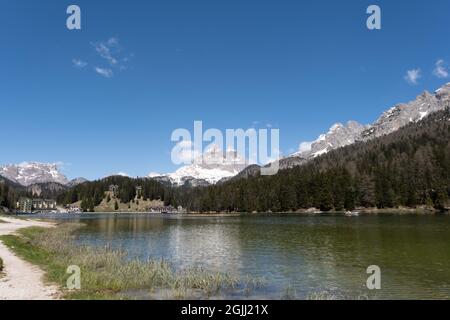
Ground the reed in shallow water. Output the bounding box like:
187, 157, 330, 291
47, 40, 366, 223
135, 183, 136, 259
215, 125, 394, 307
0, 223, 263, 299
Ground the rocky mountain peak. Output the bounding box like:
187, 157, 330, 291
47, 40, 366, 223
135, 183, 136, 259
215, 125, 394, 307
151, 146, 248, 186
293, 120, 367, 160
435, 82, 450, 100
360, 83, 450, 141
269, 82, 450, 173
0, 162, 69, 186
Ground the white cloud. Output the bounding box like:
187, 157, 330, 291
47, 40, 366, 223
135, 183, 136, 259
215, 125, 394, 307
404, 69, 421, 85
94, 67, 113, 78
116, 172, 130, 177
148, 172, 161, 178
89, 37, 133, 76
433, 59, 449, 79
298, 141, 313, 153
72, 59, 87, 68
102, 172, 130, 178
107, 37, 119, 47
92, 37, 120, 66
54, 161, 72, 170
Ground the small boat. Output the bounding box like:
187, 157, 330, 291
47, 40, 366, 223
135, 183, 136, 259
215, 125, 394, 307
345, 211, 360, 217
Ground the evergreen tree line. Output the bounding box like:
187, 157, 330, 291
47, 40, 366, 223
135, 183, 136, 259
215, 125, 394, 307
0, 178, 29, 210
0, 181, 21, 210
172, 108, 450, 212
4, 108, 450, 213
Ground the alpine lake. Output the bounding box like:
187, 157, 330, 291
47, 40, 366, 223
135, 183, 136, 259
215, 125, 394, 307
30, 213, 450, 300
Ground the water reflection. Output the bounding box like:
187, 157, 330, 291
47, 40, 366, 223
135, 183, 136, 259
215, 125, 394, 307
36, 213, 450, 299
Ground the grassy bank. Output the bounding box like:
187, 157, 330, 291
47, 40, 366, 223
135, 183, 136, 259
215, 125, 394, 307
0, 224, 262, 299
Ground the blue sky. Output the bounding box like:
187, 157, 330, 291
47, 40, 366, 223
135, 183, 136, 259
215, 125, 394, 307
1, 0, 449, 180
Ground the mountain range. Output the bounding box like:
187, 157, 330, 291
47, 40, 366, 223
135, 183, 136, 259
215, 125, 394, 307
1, 83, 449, 188
0, 162, 87, 187
245, 82, 450, 173
150, 145, 247, 187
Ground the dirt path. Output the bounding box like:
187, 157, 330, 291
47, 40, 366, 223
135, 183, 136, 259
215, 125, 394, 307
0, 217, 60, 300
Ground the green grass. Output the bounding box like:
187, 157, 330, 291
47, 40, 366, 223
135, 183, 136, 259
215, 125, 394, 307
0, 223, 263, 300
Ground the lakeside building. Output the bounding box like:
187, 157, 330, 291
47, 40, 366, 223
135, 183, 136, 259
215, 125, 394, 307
16, 197, 57, 213
17, 197, 32, 213
32, 199, 57, 210
64, 205, 82, 213
148, 205, 186, 214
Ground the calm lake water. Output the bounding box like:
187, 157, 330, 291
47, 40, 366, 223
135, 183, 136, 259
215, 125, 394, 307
33, 213, 450, 299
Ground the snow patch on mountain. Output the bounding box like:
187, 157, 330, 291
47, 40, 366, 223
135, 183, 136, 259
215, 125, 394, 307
290, 83, 450, 163
293, 121, 367, 160
149, 145, 247, 185
360, 83, 450, 141
0, 162, 69, 186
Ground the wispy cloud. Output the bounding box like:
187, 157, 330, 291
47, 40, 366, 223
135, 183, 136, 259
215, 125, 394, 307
298, 141, 313, 153
148, 172, 161, 178
94, 67, 113, 78
91, 37, 133, 76
54, 161, 72, 170
92, 38, 119, 66
404, 68, 421, 85
433, 59, 449, 79
72, 59, 87, 68
116, 172, 130, 177
72, 37, 132, 78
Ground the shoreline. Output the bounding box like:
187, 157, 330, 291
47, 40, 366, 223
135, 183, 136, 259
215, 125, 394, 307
0, 222, 263, 300
185, 206, 447, 216
15, 206, 447, 217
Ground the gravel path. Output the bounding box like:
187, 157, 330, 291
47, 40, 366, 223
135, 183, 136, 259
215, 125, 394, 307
0, 217, 60, 300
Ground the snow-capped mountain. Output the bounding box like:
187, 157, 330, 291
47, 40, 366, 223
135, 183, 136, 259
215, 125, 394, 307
5, 84, 448, 188
150, 146, 247, 186
281, 82, 450, 168
0, 162, 69, 186
150, 83, 450, 185
66, 177, 89, 187
0, 162, 89, 187
360, 83, 450, 141
293, 121, 368, 160
234, 82, 450, 176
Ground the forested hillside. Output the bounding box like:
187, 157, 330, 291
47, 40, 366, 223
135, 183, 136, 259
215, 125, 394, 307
4, 108, 450, 214
173, 107, 450, 212
57, 175, 171, 211
0, 177, 26, 211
